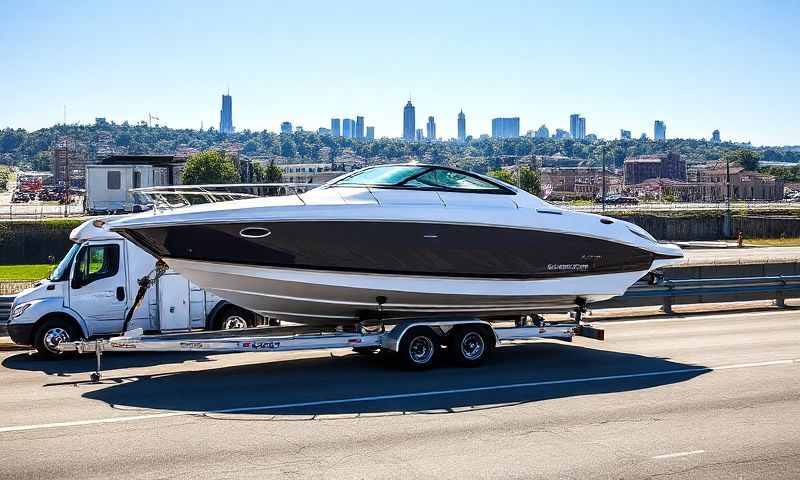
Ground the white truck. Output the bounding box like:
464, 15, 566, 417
6, 218, 263, 358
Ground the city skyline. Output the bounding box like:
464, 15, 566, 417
1, 1, 798, 146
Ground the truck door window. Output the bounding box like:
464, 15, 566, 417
74, 244, 120, 287
107, 171, 121, 190
133, 171, 141, 189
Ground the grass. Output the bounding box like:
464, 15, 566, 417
0, 264, 54, 282
744, 238, 800, 247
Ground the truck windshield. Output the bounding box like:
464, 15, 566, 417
49, 244, 80, 282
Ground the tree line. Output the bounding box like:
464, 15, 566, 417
1, 123, 798, 177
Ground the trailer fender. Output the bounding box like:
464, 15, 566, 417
382, 318, 498, 352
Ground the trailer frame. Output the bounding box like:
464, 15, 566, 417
58, 315, 604, 382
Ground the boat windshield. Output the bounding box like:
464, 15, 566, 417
49, 243, 80, 282
332, 165, 510, 193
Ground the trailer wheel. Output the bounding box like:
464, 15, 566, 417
398, 327, 439, 370
214, 306, 255, 330
34, 318, 79, 359
449, 326, 493, 367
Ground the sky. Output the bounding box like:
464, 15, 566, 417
1, 0, 798, 146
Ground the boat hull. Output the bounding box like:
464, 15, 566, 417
166, 257, 651, 325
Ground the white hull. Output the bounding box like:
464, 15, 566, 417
166, 257, 655, 325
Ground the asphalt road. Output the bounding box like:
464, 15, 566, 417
0, 309, 799, 479
683, 246, 800, 265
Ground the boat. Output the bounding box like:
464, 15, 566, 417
108, 163, 684, 326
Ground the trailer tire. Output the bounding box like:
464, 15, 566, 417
33, 317, 80, 359
448, 325, 493, 367
214, 306, 255, 330
398, 326, 439, 370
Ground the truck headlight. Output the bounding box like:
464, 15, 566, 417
12, 302, 32, 318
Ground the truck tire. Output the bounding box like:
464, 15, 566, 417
398, 326, 439, 370
448, 326, 493, 367
34, 318, 80, 359
214, 306, 255, 330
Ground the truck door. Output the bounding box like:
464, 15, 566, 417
68, 241, 128, 334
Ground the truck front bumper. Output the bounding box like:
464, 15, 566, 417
7, 323, 35, 346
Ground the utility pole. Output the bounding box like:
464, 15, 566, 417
63, 140, 70, 218
601, 143, 607, 213
724, 155, 732, 237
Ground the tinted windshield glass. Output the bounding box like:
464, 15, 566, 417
335, 166, 427, 186
404, 169, 501, 191
49, 243, 80, 281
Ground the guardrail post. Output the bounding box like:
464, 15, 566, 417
776, 278, 786, 308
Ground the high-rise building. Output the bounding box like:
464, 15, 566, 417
343, 118, 355, 138
620, 129, 632, 140
415, 128, 424, 141
426, 116, 436, 140
355, 116, 365, 139
535, 125, 549, 139
491, 117, 520, 138
554, 128, 570, 139
366, 126, 375, 140
654, 120, 666, 140
403, 101, 416, 140
280, 122, 292, 134
711, 129, 721, 143
219, 93, 233, 134
569, 114, 586, 139
457, 110, 466, 143
331, 118, 341, 137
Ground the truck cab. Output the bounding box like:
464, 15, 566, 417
7, 218, 260, 358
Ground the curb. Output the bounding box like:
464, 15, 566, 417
0, 336, 29, 352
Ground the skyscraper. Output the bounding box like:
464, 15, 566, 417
491, 117, 520, 138
457, 110, 466, 143
366, 126, 375, 140
415, 128, 424, 141
219, 93, 233, 134
342, 118, 355, 138
403, 101, 416, 140
426, 116, 436, 140
569, 114, 586, 139
355, 116, 365, 139
654, 120, 666, 140
331, 118, 341, 137
711, 129, 721, 143
280, 121, 292, 134
620, 129, 632, 139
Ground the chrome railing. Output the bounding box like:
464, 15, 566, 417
130, 183, 321, 212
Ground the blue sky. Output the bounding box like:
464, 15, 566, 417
1, 0, 798, 145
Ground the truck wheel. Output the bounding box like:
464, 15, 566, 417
34, 318, 79, 359
398, 327, 439, 370
215, 306, 255, 330
449, 326, 493, 367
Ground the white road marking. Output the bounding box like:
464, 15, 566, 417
0, 357, 797, 434
653, 450, 705, 459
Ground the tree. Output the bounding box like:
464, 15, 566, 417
722, 148, 760, 171
265, 160, 283, 182
487, 168, 514, 184
518, 166, 542, 196
181, 150, 240, 185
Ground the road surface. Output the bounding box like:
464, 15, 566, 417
0, 308, 799, 479
683, 246, 800, 265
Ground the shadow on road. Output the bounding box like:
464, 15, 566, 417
3, 342, 709, 416
1, 351, 215, 376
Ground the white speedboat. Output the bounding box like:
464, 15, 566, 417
109, 164, 683, 325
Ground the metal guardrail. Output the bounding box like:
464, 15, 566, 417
2, 274, 799, 331
0, 295, 14, 327
603, 275, 800, 313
